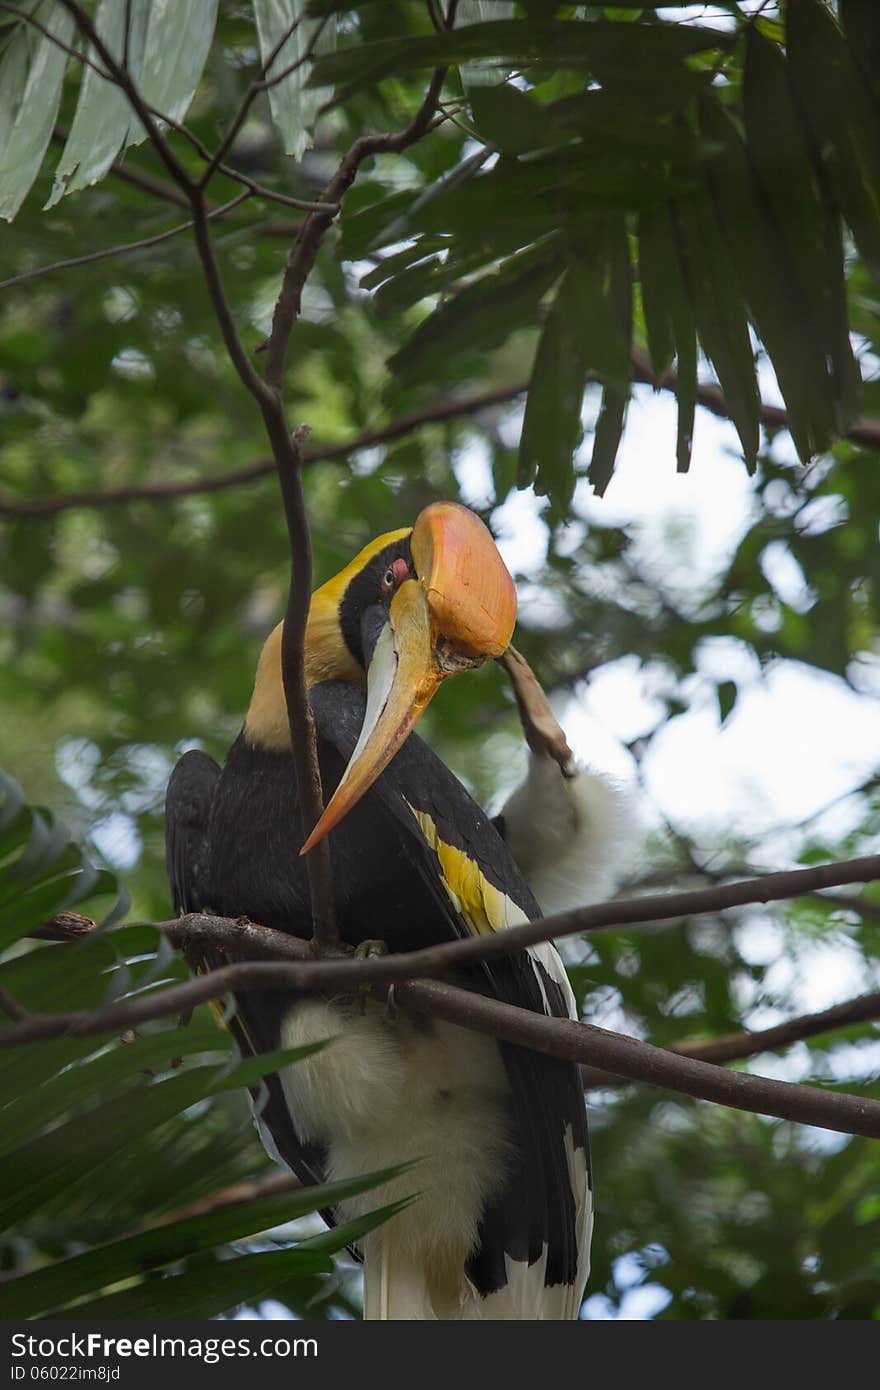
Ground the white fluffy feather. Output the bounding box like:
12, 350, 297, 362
278, 998, 515, 1320
500, 753, 626, 915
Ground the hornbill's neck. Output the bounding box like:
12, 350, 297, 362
243, 527, 412, 754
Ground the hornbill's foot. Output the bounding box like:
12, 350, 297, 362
354, 939, 389, 960
353, 939, 395, 1018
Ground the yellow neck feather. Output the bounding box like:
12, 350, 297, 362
243, 527, 411, 751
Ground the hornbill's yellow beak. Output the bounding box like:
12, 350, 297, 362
301, 502, 516, 854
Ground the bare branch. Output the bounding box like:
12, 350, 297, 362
406, 979, 880, 1139
0, 987, 29, 1022
189, 192, 273, 408
7, 352, 880, 520
672, 991, 880, 1064
265, 63, 450, 391
0, 194, 250, 293
631, 347, 880, 453
95, 853, 880, 1000
0, 384, 526, 519
580, 989, 880, 1089
6, 907, 880, 1138
150, 1170, 301, 1227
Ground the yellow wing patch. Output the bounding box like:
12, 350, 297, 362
407, 804, 529, 937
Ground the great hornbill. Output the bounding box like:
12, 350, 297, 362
165, 501, 618, 1320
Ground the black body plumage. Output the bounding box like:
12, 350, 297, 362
166, 680, 589, 1303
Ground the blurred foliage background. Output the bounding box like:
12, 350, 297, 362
1, 0, 879, 1320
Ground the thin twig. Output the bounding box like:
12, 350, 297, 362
7, 352, 880, 520
199, 14, 329, 190
160, 851, 878, 991
149, 1170, 301, 1226
815, 891, 880, 921
0, 194, 250, 293
579, 989, 880, 1089
0, 988, 29, 1022
265, 62, 450, 391
0, 384, 525, 519
189, 191, 272, 408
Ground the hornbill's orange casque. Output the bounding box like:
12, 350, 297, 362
165, 501, 616, 1320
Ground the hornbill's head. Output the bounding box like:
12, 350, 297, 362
244, 502, 517, 852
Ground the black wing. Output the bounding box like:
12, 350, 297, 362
164, 747, 330, 1202
165, 750, 220, 915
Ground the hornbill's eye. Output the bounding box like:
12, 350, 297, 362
381, 558, 410, 596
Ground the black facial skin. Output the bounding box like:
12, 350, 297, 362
338, 536, 413, 668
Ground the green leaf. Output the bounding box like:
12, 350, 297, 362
787, 0, 880, 281
698, 91, 838, 462
469, 82, 559, 155
53, 1248, 332, 1321
254, 0, 335, 162
127, 0, 219, 148
0, 3, 75, 221
372, 250, 483, 320
518, 266, 589, 507
308, 19, 730, 105
589, 385, 628, 499
456, 1, 515, 90
742, 26, 860, 448
4, 1164, 411, 1318
299, 1194, 416, 1254
45, 0, 150, 209
0, 1027, 224, 1158
0, 23, 28, 175
520, 219, 631, 504
210, 1042, 329, 1092
717, 679, 737, 724
638, 202, 697, 470
388, 247, 562, 388
671, 194, 760, 471
550, 85, 717, 161
839, 0, 880, 104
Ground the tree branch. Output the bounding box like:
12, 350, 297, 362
579, 989, 880, 1090
265, 63, 450, 391
143, 855, 880, 996
7, 905, 880, 1138
189, 191, 273, 408
150, 1170, 301, 1226
406, 980, 880, 1139
0, 385, 525, 519
0, 194, 250, 294
6, 353, 880, 520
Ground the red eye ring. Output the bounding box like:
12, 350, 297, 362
381, 557, 412, 595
